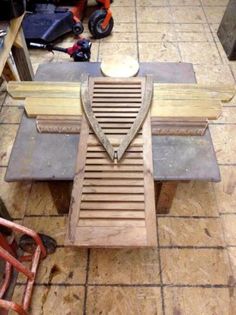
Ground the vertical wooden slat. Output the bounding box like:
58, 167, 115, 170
142, 113, 158, 246
66, 116, 89, 242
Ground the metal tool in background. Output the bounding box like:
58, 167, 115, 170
29, 37, 92, 62
0, 29, 7, 49
23, 0, 114, 43
0, 0, 25, 21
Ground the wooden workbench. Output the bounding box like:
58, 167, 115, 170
0, 14, 33, 81
5, 62, 220, 214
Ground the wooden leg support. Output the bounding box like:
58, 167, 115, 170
0, 197, 12, 235
12, 28, 34, 81
2, 61, 18, 81
48, 181, 73, 215
0, 198, 12, 221
155, 181, 178, 214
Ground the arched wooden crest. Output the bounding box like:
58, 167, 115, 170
81, 74, 153, 161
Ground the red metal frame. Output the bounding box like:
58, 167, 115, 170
0, 218, 47, 315
96, 0, 113, 30
70, 0, 87, 23
70, 0, 112, 30
101, 8, 112, 29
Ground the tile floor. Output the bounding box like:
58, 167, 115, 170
1, 0, 236, 314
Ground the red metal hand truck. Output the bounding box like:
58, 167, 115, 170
0, 218, 56, 315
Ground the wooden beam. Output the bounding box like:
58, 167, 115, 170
25, 97, 81, 117
12, 28, 34, 81
26, 97, 222, 119
7, 81, 236, 120
155, 181, 178, 214
36, 115, 81, 133
0, 14, 24, 76
151, 99, 222, 119
151, 118, 208, 136
2, 60, 18, 81
217, 0, 236, 60
36, 115, 209, 136
8, 81, 236, 101
153, 84, 236, 102
7, 81, 81, 98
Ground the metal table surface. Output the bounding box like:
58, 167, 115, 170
5, 62, 220, 182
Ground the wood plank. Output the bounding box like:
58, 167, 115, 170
8, 82, 230, 119
151, 116, 207, 122
48, 181, 72, 214
83, 179, 144, 186
92, 103, 141, 107
37, 115, 81, 121
93, 108, 140, 112
0, 14, 24, 76
93, 85, 142, 89
80, 202, 145, 210
84, 172, 144, 179
92, 98, 142, 102
66, 116, 89, 243
87, 151, 143, 159
151, 119, 208, 136
87, 135, 143, 146
86, 158, 143, 165
154, 84, 236, 102
94, 77, 142, 83
3, 60, 18, 81
142, 114, 158, 246
103, 129, 141, 135
70, 226, 148, 247
81, 194, 144, 202
97, 118, 135, 123
36, 115, 81, 134
80, 210, 145, 219
93, 93, 142, 97
12, 27, 34, 81
37, 115, 208, 136
86, 145, 143, 153
8, 81, 235, 121
95, 113, 138, 118
93, 89, 142, 93
82, 186, 144, 194
155, 181, 178, 214
8, 81, 235, 101
85, 165, 143, 171
151, 99, 222, 119
25, 97, 81, 117
23, 96, 224, 120
78, 219, 145, 227
98, 123, 133, 128
7, 81, 80, 98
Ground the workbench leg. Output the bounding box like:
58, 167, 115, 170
48, 181, 73, 215
12, 27, 34, 81
155, 181, 178, 214
2, 60, 18, 81
217, 0, 236, 60
0, 197, 12, 235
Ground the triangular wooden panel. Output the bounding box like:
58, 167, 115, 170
65, 77, 157, 248
81, 76, 153, 161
